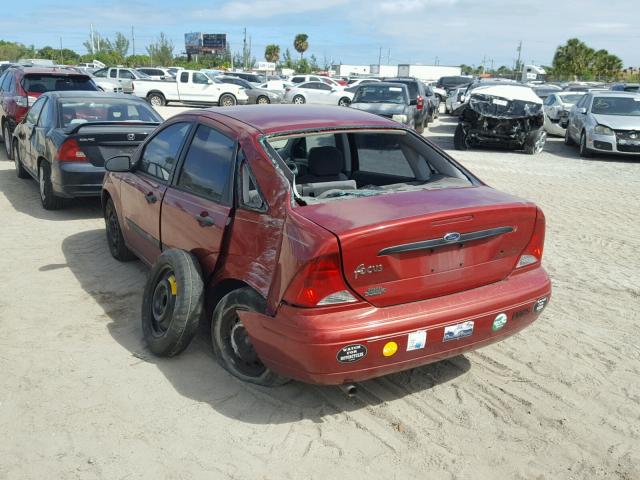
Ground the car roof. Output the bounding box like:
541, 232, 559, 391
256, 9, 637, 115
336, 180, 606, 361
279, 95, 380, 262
361, 81, 408, 89
16, 67, 89, 76
189, 104, 399, 134
591, 91, 640, 98
44, 91, 146, 101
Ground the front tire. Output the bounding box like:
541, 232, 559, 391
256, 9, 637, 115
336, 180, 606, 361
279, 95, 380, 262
338, 97, 351, 107
141, 249, 204, 357
564, 127, 575, 146
13, 141, 29, 179
256, 96, 270, 104
523, 129, 547, 155
219, 94, 236, 107
211, 287, 289, 387
579, 131, 592, 158
38, 161, 63, 210
453, 124, 469, 150
147, 92, 166, 107
3, 123, 12, 160
104, 198, 136, 261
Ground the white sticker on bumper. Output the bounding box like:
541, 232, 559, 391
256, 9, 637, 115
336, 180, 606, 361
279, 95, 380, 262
407, 330, 427, 351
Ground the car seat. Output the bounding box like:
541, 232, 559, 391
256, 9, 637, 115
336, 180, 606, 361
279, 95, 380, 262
296, 146, 347, 184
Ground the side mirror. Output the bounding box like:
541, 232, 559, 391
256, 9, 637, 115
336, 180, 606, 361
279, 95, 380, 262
578, 107, 587, 115
105, 155, 132, 173
410, 99, 417, 106
207, 79, 214, 85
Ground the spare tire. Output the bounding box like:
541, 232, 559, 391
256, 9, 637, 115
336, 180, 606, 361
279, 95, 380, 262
141, 249, 204, 357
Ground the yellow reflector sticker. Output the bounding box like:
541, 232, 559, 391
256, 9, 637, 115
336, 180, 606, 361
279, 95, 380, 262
168, 275, 178, 296
382, 341, 398, 357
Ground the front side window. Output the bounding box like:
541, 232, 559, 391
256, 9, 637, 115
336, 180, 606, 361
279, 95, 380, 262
139, 122, 191, 181
93, 68, 107, 78
109, 70, 117, 78
193, 72, 210, 85
177, 125, 235, 202
119, 70, 135, 80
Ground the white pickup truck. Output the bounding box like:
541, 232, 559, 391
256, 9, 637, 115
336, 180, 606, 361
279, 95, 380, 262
132, 70, 249, 107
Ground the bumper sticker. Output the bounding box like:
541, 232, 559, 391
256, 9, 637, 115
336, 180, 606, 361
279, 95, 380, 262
407, 330, 427, 351
534, 297, 548, 312
443, 321, 474, 342
492, 313, 508, 331
336, 344, 367, 363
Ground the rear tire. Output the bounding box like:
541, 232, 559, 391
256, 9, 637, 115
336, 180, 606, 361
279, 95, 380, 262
104, 198, 136, 261
38, 162, 63, 210
338, 97, 351, 107
141, 249, 204, 357
219, 94, 236, 107
3, 123, 12, 160
256, 96, 270, 104
211, 287, 290, 387
523, 129, 547, 155
293, 95, 305, 105
147, 92, 166, 107
453, 124, 469, 150
13, 141, 29, 179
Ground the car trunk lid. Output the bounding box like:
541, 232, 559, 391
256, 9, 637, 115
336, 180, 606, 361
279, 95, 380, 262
63, 123, 158, 167
297, 186, 538, 307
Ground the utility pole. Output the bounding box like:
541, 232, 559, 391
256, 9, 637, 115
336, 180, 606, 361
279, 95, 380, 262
90, 24, 95, 54
516, 40, 522, 71
131, 26, 135, 56
378, 47, 382, 65
59, 37, 63, 64
386, 48, 390, 64
249, 36, 252, 68
242, 27, 247, 70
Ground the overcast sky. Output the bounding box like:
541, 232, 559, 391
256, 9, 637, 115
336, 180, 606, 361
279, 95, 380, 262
1, 0, 638, 68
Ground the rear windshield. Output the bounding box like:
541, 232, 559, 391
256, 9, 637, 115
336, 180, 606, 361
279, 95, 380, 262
353, 85, 407, 104
387, 80, 417, 99
440, 76, 471, 86
22, 74, 95, 93
264, 130, 472, 204
59, 98, 161, 127
591, 97, 640, 116
558, 94, 584, 105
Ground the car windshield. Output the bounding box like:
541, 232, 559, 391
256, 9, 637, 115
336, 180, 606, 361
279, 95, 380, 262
58, 98, 161, 127
263, 130, 472, 205
559, 94, 584, 105
591, 97, 640, 116
22, 74, 95, 93
353, 85, 407, 104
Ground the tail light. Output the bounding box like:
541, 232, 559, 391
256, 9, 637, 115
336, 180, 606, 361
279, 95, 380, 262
416, 96, 424, 110
283, 254, 359, 307
516, 207, 545, 269
57, 139, 87, 162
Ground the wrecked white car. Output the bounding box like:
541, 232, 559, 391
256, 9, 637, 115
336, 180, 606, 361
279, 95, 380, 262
453, 85, 547, 154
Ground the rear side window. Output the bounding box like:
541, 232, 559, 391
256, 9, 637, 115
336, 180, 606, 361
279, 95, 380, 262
355, 134, 414, 178
119, 70, 135, 80
109, 70, 117, 78
177, 125, 235, 203
26, 97, 46, 124
180, 72, 189, 83
93, 69, 107, 78
193, 72, 209, 85
22, 75, 95, 93
139, 122, 191, 181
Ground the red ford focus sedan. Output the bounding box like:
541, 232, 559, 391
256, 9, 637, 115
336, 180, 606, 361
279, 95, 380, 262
102, 105, 551, 386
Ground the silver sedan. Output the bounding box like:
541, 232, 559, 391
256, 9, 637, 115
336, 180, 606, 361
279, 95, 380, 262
217, 76, 283, 104
543, 92, 585, 136
565, 91, 640, 157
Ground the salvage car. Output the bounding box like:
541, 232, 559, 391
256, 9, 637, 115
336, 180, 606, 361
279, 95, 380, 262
101, 105, 551, 386
542, 92, 585, 136
349, 82, 417, 130
12, 91, 161, 209
454, 84, 547, 154
564, 91, 640, 157
283, 82, 353, 106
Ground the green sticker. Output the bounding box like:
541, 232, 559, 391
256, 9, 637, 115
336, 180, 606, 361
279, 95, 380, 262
492, 313, 508, 331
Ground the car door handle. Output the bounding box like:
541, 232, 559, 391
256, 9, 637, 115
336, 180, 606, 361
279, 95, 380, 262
195, 213, 215, 227
145, 192, 157, 204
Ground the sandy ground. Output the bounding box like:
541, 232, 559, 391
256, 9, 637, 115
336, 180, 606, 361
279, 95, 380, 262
0, 107, 639, 480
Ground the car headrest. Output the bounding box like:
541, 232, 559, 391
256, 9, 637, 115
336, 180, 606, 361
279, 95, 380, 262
308, 146, 343, 177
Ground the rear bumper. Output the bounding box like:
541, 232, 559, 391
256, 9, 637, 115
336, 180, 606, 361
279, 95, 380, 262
242, 266, 551, 385
52, 161, 105, 198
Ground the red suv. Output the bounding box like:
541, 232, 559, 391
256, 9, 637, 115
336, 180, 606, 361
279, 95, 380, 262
102, 105, 551, 386
0, 66, 97, 159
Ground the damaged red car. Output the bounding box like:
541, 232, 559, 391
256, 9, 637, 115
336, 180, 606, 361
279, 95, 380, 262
102, 105, 551, 386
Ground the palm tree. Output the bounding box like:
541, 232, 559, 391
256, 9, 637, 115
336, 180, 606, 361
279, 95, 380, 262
264, 44, 280, 64
293, 34, 308, 60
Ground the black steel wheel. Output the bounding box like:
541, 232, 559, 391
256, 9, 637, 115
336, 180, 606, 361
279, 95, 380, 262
104, 198, 136, 261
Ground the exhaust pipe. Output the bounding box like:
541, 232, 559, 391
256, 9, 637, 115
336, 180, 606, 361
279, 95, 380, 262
338, 383, 357, 397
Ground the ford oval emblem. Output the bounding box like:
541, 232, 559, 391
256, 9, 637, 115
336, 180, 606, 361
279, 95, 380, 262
443, 232, 461, 242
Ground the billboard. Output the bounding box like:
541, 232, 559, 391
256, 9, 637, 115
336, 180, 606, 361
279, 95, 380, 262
185, 32, 202, 55
202, 33, 226, 52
